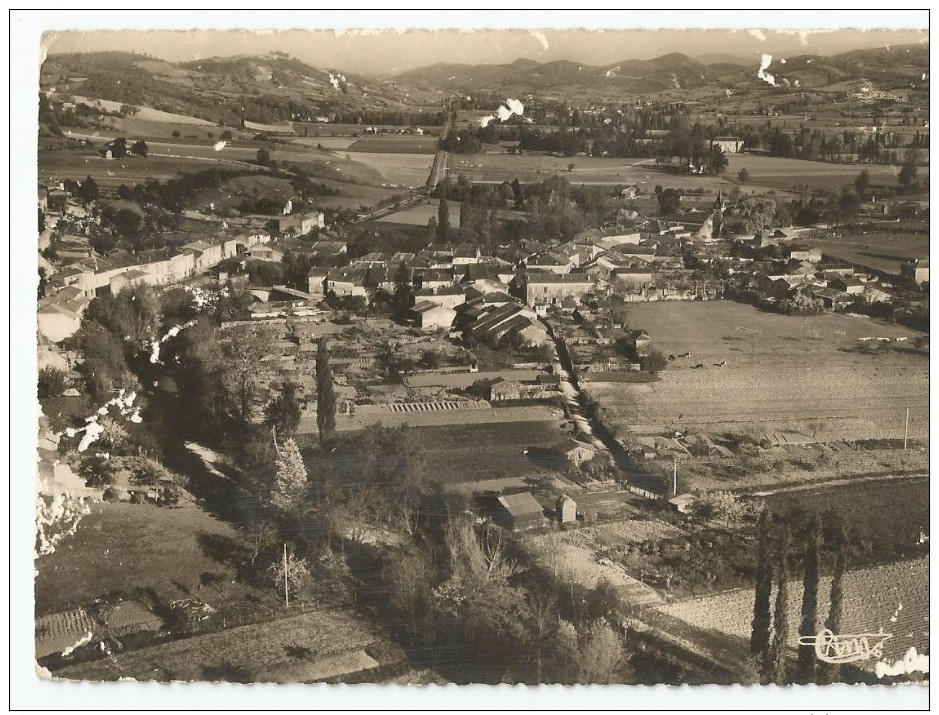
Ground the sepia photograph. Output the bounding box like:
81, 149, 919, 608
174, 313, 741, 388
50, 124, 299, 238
12, 8, 930, 711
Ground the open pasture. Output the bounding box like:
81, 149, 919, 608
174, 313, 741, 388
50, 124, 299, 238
335, 151, 434, 188
583, 301, 928, 446
345, 136, 439, 154
38, 147, 257, 188
725, 153, 930, 191
455, 153, 739, 192
70, 95, 216, 126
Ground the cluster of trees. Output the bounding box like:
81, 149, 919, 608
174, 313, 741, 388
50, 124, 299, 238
324, 109, 446, 127
750, 509, 847, 685
431, 174, 617, 246
115, 167, 252, 213
70, 286, 162, 401
100, 137, 149, 159
722, 196, 790, 234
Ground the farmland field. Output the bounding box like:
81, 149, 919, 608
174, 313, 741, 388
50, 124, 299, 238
804, 233, 930, 276
346, 136, 439, 154
762, 477, 929, 565
656, 557, 928, 674
583, 300, 928, 443
725, 153, 930, 191
289, 136, 359, 150
50, 131, 398, 187
38, 147, 259, 189
332, 151, 433, 188
407, 420, 569, 484
71, 96, 216, 125
380, 198, 461, 225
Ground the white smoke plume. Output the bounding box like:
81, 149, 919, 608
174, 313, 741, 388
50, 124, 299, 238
758, 54, 776, 87
480, 98, 525, 127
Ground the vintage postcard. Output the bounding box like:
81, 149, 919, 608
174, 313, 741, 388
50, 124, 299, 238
18, 9, 929, 711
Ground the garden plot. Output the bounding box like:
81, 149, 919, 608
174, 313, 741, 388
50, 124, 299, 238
526, 534, 665, 607
53, 608, 397, 683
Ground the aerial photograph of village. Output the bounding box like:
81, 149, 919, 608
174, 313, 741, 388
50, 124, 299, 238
24, 12, 929, 705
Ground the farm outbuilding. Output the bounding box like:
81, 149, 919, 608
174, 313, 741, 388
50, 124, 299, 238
900, 258, 929, 286
550, 438, 598, 469
493, 492, 546, 532
412, 301, 457, 330
556, 494, 577, 524
623, 329, 652, 358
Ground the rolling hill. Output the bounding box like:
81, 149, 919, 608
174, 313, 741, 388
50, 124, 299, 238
394, 52, 738, 95
41, 51, 445, 128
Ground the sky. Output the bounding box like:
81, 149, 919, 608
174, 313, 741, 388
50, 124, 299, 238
39, 13, 929, 77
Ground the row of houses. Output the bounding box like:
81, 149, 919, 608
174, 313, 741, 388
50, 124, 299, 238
54, 232, 272, 299
38, 232, 274, 343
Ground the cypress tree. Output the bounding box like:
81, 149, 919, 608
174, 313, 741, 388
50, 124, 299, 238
796, 516, 821, 684
751, 508, 774, 660
820, 525, 848, 684
315, 338, 336, 450
436, 197, 450, 242
771, 525, 792, 686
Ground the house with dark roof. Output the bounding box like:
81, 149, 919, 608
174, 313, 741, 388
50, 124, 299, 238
525, 253, 570, 274
452, 243, 481, 265
830, 276, 866, 295
414, 285, 466, 310
518, 272, 596, 307
492, 492, 546, 531
326, 266, 369, 297
412, 267, 455, 290
549, 439, 598, 469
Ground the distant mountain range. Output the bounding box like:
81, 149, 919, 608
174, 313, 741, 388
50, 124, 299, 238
393, 45, 929, 95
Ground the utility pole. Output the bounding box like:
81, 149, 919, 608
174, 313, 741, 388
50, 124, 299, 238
673, 455, 678, 495
904, 407, 910, 450
283, 543, 289, 608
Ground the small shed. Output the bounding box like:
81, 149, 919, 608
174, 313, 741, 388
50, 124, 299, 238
668, 494, 696, 514
556, 494, 577, 524
493, 492, 546, 532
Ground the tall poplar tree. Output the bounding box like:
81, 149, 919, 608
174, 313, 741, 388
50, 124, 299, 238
796, 516, 821, 684
436, 197, 450, 242
751, 508, 774, 662
820, 524, 848, 684
316, 338, 337, 449
771, 525, 792, 686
